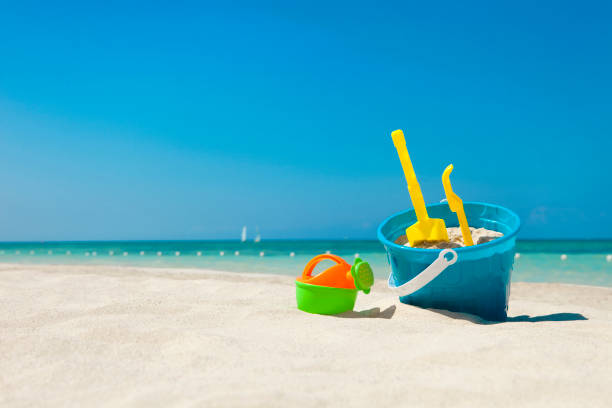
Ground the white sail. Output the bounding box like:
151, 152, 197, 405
254, 227, 261, 243
241, 226, 247, 242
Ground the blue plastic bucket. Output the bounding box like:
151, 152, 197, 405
377, 202, 520, 321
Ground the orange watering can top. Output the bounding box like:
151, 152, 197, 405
297, 254, 355, 289
296, 254, 375, 293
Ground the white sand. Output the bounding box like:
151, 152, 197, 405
1, 263, 611, 407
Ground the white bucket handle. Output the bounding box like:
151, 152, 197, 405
388, 248, 458, 297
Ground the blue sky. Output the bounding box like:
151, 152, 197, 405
1, 1, 610, 240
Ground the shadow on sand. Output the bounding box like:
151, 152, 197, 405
330, 304, 586, 323
505, 313, 588, 322
335, 305, 397, 319
430, 309, 588, 324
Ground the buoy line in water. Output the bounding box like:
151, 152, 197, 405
5, 249, 611, 262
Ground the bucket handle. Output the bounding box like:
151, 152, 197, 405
302, 254, 349, 279
388, 249, 458, 297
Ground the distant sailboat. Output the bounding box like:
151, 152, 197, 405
241, 226, 247, 242
254, 227, 261, 243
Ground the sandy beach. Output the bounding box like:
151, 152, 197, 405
1, 263, 611, 407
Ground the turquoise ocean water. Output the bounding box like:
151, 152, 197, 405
0, 240, 611, 287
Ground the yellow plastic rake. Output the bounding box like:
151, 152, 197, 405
391, 130, 449, 246
442, 164, 474, 246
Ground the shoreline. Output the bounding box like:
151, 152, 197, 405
1, 263, 611, 406
0, 261, 610, 289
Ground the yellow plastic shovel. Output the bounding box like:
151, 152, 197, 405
391, 130, 449, 246
442, 164, 474, 246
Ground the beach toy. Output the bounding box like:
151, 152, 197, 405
296, 254, 373, 315
378, 202, 520, 321
351, 258, 374, 294
297, 254, 354, 288
442, 164, 474, 246
391, 130, 449, 246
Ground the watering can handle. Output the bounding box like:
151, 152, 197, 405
302, 254, 349, 279
387, 249, 458, 297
